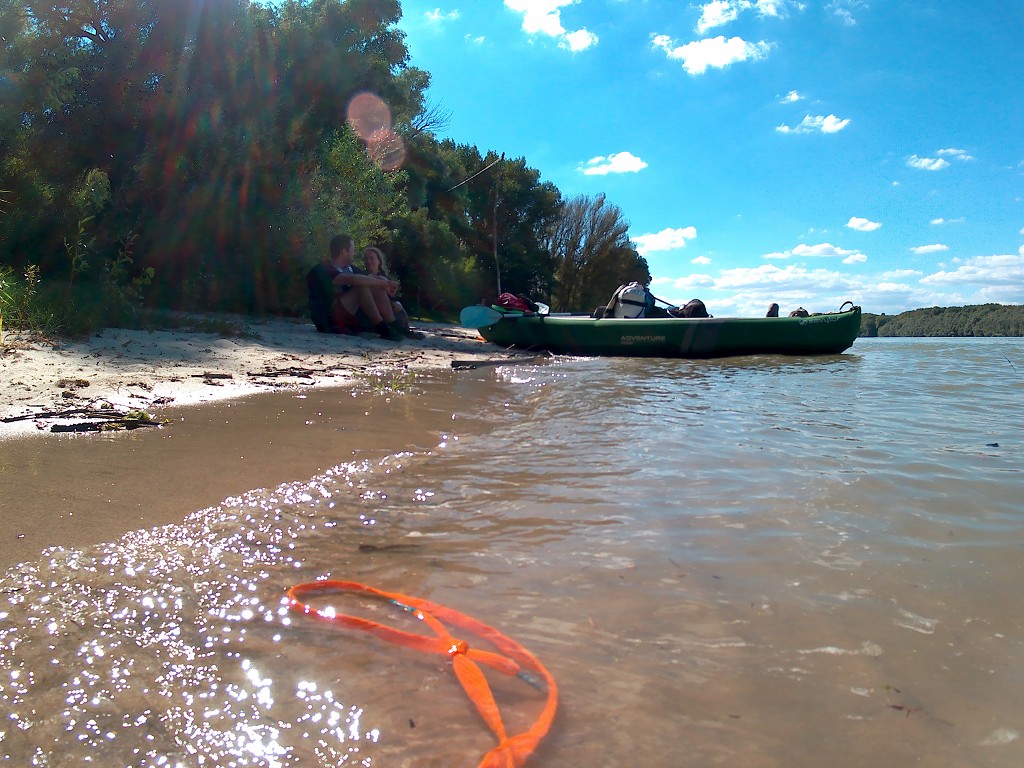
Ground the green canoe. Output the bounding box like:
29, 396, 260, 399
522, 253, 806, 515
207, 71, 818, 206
461, 302, 861, 358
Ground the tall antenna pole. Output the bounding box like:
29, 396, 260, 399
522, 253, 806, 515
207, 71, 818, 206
492, 153, 504, 296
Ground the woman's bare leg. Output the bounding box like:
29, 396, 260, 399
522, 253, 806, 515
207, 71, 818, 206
340, 288, 383, 325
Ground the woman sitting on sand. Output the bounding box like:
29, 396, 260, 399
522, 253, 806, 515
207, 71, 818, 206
362, 247, 423, 339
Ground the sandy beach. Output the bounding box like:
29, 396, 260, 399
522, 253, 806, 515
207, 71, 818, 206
0, 314, 521, 440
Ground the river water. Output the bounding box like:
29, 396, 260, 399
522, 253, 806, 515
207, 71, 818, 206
1, 337, 1022, 767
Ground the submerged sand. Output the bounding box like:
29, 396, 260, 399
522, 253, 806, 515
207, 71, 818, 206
1, 314, 528, 568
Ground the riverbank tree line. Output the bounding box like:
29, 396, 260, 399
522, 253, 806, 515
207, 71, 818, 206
0, 0, 650, 334
861, 305, 1024, 337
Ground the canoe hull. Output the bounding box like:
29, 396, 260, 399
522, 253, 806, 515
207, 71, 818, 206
476, 306, 862, 358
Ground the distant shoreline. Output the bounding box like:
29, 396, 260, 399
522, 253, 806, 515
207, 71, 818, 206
860, 304, 1024, 337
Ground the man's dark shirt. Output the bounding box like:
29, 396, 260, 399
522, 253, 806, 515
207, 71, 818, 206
306, 261, 341, 332
306, 262, 368, 332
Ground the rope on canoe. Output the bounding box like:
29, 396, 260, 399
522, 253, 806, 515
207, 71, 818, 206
286, 580, 558, 768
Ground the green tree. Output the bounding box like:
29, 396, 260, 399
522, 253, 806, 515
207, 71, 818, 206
387, 139, 561, 312
0, 0, 665, 326
386, 136, 483, 313
2, 0, 431, 316
489, 155, 561, 301
549, 194, 650, 312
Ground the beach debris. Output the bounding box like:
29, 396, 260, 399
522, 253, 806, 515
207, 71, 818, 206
3, 405, 169, 433
57, 378, 92, 398
882, 684, 953, 726
56, 378, 91, 389
189, 371, 234, 387
252, 366, 317, 380
451, 355, 537, 370
193, 371, 234, 383
887, 703, 921, 717
52, 409, 169, 432
357, 542, 424, 553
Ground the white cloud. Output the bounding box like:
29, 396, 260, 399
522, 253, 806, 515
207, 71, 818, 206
937, 148, 974, 161
931, 217, 964, 225
504, 0, 597, 51
847, 216, 881, 232
883, 269, 924, 280
696, 1, 740, 33
649, 245, 1021, 316
1019, 226, 1024, 235
561, 28, 598, 52
505, 0, 564, 36
669, 272, 717, 290
907, 154, 950, 171
906, 149, 974, 170
426, 8, 460, 23
755, 0, 789, 18
633, 226, 698, 255
776, 114, 851, 134
827, 0, 866, 26
779, 89, 803, 103
764, 242, 867, 264
920, 253, 1024, 289
911, 244, 949, 255
651, 34, 772, 75
708, 263, 856, 289
579, 151, 648, 176
696, 0, 793, 33
691, 255, 712, 265
465, 34, 486, 44
831, 8, 854, 25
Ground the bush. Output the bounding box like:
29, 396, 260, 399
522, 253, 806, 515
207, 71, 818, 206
0, 264, 66, 337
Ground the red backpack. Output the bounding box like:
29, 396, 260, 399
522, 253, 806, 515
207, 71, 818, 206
496, 293, 536, 312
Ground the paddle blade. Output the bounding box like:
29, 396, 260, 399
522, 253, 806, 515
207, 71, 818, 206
460, 305, 504, 329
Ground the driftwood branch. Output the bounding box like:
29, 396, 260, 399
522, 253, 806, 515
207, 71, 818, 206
3, 406, 169, 433
251, 367, 317, 379
50, 415, 167, 433
3, 406, 110, 424
191, 372, 234, 380
452, 356, 537, 370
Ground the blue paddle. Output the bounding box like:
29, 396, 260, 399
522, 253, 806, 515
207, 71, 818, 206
460, 305, 510, 328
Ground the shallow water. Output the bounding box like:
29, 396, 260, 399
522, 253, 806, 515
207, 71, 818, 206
2, 338, 1023, 767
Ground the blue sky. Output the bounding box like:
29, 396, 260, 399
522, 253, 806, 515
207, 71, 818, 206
395, 0, 1024, 316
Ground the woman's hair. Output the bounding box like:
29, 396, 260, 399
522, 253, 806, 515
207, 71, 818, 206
363, 246, 387, 274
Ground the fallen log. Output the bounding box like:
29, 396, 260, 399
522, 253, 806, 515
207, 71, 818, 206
451, 356, 537, 370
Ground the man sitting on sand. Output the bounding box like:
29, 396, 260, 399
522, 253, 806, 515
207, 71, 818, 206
306, 234, 414, 341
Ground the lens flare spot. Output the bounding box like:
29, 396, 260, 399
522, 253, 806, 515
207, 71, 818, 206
346, 91, 406, 171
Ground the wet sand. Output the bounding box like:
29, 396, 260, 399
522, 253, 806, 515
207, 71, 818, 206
0, 386, 459, 570
0, 314, 520, 569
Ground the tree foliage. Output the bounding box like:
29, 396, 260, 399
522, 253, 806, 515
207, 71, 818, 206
549, 193, 650, 312
860, 305, 1024, 337
0, 0, 672, 329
